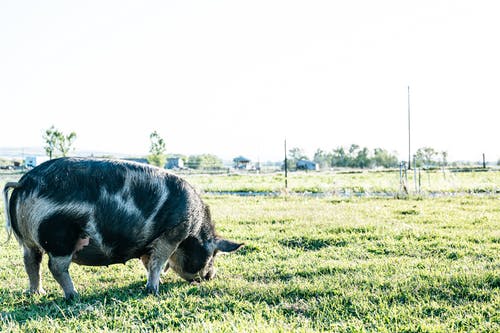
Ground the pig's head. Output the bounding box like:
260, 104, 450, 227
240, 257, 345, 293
168, 205, 243, 282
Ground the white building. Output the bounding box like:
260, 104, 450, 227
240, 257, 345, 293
25, 156, 49, 168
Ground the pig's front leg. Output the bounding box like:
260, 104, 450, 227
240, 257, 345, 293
144, 238, 179, 295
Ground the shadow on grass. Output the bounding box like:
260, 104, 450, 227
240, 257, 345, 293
1, 242, 260, 326
279, 236, 348, 251
1, 280, 187, 324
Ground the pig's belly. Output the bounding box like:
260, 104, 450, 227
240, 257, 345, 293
71, 240, 146, 266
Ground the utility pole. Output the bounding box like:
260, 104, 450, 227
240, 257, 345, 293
408, 85, 411, 170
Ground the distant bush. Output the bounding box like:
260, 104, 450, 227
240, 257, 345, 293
313, 145, 399, 169
187, 154, 223, 170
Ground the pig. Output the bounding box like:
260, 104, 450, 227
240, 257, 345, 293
3, 157, 243, 299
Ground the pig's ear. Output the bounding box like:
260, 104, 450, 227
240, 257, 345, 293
215, 238, 244, 253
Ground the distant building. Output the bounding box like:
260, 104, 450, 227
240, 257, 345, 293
233, 156, 251, 169
166, 157, 184, 169
24, 156, 49, 168
296, 159, 319, 171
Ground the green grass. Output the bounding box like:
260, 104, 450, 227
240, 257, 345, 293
1, 194, 499, 332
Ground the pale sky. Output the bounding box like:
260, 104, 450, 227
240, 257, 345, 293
1, 1, 499, 162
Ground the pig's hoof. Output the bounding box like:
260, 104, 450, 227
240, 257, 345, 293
64, 291, 79, 301
145, 284, 159, 295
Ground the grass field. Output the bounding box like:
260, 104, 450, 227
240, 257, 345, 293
0, 171, 499, 331
183, 169, 500, 195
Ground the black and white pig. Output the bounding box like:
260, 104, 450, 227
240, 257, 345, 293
3, 157, 243, 299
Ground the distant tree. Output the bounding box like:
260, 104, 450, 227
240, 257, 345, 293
373, 148, 399, 168
43, 125, 77, 159
186, 155, 201, 169
203, 154, 223, 169
415, 147, 439, 168
353, 147, 371, 168
43, 126, 59, 159
147, 131, 166, 167
440, 151, 448, 167
318, 145, 400, 169
348, 144, 360, 156
331, 147, 348, 167
288, 147, 307, 161
313, 149, 331, 169
346, 144, 361, 168
187, 154, 223, 170
57, 132, 77, 157
340, 144, 370, 168
287, 147, 307, 170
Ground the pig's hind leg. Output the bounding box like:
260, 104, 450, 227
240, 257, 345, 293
23, 245, 45, 295
37, 212, 89, 299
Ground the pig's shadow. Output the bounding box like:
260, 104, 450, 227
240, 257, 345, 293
2, 280, 188, 324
